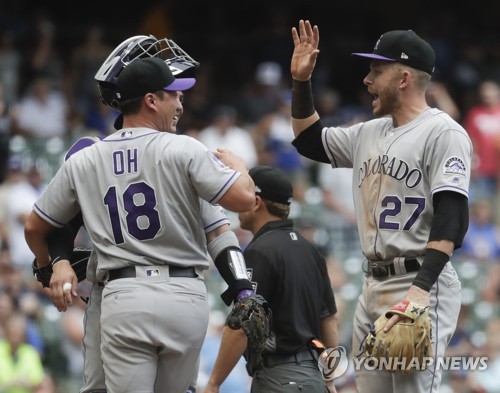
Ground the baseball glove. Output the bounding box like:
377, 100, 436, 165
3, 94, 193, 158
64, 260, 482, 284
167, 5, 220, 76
363, 299, 432, 373
226, 294, 272, 371
32, 248, 91, 288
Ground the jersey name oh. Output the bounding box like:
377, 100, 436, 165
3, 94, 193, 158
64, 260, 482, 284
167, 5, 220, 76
113, 148, 138, 175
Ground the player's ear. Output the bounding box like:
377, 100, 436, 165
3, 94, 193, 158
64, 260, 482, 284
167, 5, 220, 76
144, 93, 155, 106
399, 69, 411, 88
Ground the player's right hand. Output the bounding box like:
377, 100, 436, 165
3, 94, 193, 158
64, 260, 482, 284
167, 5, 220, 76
291, 19, 320, 81
49, 260, 78, 312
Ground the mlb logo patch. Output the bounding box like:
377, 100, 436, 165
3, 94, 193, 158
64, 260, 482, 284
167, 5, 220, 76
146, 269, 160, 277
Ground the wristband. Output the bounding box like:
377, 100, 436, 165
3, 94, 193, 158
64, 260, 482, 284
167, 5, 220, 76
220, 279, 254, 306
50, 256, 62, 267
412, 248, 449, 292
51, 256, 72, 267
236, 289, 256, 301
291, 79, 315, 119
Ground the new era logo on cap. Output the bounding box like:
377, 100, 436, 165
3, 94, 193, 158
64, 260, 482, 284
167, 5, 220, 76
352, 30, 435, 75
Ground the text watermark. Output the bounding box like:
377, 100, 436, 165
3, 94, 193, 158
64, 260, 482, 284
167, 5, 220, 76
318, 346, 489, 380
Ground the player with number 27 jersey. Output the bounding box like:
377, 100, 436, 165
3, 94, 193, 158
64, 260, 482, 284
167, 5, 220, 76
324, 108, 471, 261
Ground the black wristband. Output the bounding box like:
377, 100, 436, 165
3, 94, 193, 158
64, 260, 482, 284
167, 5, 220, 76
221, 279, 254, 306
412, 248, 450, 292
49, 256, 64, 267
291, 79, 315, 119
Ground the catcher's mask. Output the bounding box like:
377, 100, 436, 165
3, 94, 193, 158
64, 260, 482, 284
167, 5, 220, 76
95, 35, 199, 110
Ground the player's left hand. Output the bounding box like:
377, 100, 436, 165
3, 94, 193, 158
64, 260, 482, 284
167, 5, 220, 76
383, 285, 430, 332
49, 260, 78, 312
226, 293, 272, 371
364, 296, 432, 373
213, 147, 248, 174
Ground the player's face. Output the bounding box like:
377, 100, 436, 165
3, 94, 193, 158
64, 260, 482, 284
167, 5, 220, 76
363, 61, 400, 117
158, 90, 184, 133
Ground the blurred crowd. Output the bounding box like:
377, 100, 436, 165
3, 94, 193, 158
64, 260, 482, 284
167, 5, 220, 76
1, 9, 500, 393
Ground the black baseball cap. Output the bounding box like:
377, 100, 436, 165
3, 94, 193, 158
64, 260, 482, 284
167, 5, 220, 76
115, 57, 196, 102
249, 166, 293, 205
352, 30, 435, 75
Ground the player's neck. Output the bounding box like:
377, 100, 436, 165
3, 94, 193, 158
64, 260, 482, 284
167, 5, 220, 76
392, 104, 430, 128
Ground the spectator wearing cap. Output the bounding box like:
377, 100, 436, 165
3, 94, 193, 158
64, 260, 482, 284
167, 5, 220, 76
205, 165, 339, 393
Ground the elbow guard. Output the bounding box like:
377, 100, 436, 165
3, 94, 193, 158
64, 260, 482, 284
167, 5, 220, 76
207, 231, 254, 305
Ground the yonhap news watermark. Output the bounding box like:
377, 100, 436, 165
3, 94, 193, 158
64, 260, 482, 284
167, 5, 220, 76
351, 355, 488, 372
318, 346, 489, 380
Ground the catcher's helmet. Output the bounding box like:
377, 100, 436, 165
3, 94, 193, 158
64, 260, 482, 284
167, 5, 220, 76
95, 35, 199, 110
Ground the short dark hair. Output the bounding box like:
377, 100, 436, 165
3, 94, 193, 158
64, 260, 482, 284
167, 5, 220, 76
119, 89, 168, 115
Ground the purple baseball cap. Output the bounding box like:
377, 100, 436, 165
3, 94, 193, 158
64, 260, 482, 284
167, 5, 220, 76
352, 30, 435, 75
115, 57, 195, 102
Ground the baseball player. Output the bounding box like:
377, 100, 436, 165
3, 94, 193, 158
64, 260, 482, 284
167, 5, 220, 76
290, 20, 472, 392
29, 35, 259, 393
24, 54, 256, 393
44, 138, 251, 393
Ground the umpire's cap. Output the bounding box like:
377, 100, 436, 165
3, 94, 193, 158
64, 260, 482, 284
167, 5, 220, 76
249, 166, 293, 205
115, 57, 195, 102
352, 30, 435, 75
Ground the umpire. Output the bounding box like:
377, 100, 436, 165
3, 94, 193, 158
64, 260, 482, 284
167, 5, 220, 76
205, 166, 339, 393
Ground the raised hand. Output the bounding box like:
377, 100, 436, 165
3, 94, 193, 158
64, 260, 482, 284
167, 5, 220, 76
291, 19, 320, 81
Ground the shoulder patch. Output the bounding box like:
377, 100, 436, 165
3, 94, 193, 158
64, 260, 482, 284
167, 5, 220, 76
443, 156, 466, 176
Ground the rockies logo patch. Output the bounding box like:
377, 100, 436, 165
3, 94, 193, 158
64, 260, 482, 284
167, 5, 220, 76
443, 157, 466, 176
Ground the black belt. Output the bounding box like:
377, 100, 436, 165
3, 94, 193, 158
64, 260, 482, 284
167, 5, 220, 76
367, 258, 420, 278
107, 266, 197, 281
262, 350, 316, 368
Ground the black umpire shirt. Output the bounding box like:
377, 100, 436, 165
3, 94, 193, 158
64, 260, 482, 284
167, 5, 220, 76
243, 219, 337, 355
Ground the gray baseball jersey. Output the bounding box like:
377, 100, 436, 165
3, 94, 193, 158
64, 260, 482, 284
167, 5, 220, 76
34, 127, 240, 278
60, 133, 232, 392
322, 108, 472, 260
321, 107, 471, 393
81, 200, 229, 393
34, 127, 241, 392
84, 199, 229, 284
